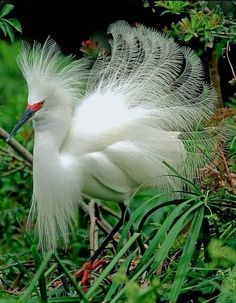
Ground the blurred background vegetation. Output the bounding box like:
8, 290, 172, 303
0, 1, 236, 302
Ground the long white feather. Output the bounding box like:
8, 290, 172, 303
17, 21, 219, 250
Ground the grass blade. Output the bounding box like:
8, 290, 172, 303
31, 245, 48, 303
150, 200, 204, 272
85, 232, 140, 300
117, 193, 163, 251
110, 200, 204, 303
104, 250, 137, 302
138, 197, 197, 266
19, 251, 53, 303
9, 254, 41, 300
162, 160, 202, 195
168, 206, 204, 302
53, 254, 88, 302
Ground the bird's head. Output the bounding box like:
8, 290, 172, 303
7, 39, 89, 141
6, 100, 45, 142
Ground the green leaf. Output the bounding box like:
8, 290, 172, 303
168, 206, 204, 302
138, 197, 198, 268
0, 4, 14, 18
85, 233, 140, 300
104, 251, 136, 302
110, 201, 203, 303
31, 245, 48, 303
217, 265, 236, 303
19, 251, 53, 303
150, 200, 204, 272
184, 33, 194, 42
228, 79, 236, 86
53, 254, 87, 302
9, 254, 41, 300
5, 18, 22, 33
117, 193, 163, 251
4, 22, 15, 42
162, 160, 202, 195
0, 20, 7, 36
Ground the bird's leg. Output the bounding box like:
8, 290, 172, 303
75, 202, 128, 290
55, 203, 136, 291
88, 200, 99, 257
89, 202, 127, 263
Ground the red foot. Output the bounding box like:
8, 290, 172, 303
75, 259, 106, 291
54, 259, 105, 291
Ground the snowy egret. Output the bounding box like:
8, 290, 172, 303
7, 20, 218, 251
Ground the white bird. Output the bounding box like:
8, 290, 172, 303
8, 20, 218, 251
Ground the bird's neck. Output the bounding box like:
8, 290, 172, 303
32, 104, 77, 185
31, 104, 82, 250
33, 104, 72, 152
32, 102, 76, 191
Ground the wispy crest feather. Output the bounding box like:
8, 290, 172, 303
17, 38, 89, 100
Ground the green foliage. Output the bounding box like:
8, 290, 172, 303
148, 1, 190, 15
1, 183, 235, 302
80, 39, 101, 59
0, 41, 32, 258
0, 2, 236, 302
0, 3, 21, 43
144, 1, 236, 47
216, 265, 236, 303
208, 239, 236, 268
0, 40, 28, 132
122, 279, 160, 303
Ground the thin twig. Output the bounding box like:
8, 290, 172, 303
88, 200, 99, 257
209, 49, 223, 107
211, 32, 235, 38
99, 204, 120, 219
12, 272, 25, 289
220, 149, 236, 193
0, 146, 32, 168
0, 165, 25, 177
80, 199, 112, 235
96, 217, 112, 234
80, 200, 89, 214
225, 41, 236, 80
0, 127, 33, 165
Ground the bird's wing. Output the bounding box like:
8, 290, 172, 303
79, 128, 185, 201
79, 150, 135, 201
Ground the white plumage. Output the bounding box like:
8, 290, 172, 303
9, 21, 218, 250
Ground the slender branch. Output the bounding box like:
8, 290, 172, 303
99, 204, 120, 219
211, 32, 235, 38
0, 165, 25, 177
224, 19, 236, 26
12, 272, 25, 290
0, 127, 33, 165
220, 149, 236, 193
225, 41, 236, 80
209, 49, 223, 108
80, 199, 112, 235
89, 200, 99, 256
0, 146, 32, 169
95, 219, 112, 234
80, 200, 89, 214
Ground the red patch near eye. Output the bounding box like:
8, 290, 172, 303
27, 101, 44, 111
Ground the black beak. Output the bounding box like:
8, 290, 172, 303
6, 108, 36, 142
